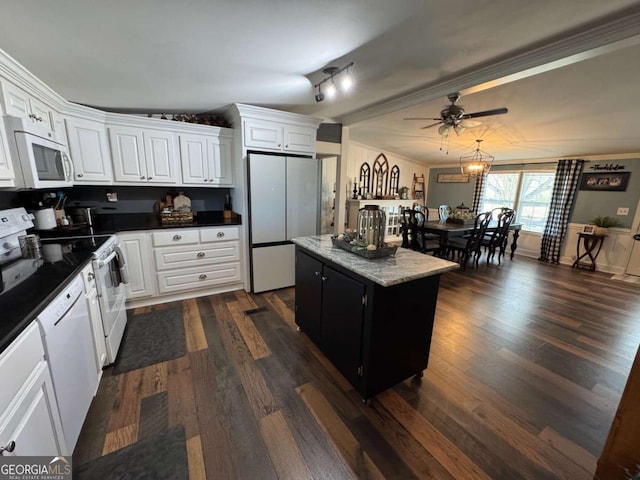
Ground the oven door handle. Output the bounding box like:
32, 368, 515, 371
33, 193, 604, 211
98, 251, 117, 268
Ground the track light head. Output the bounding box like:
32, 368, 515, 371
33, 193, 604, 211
315, 91, 325, 103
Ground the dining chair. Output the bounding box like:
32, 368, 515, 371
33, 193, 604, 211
481, 208, 516, 264
401, 209, 441, 255
447, 211, 491, 270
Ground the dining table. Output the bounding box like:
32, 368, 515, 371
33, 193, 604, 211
415, 220, 523, 259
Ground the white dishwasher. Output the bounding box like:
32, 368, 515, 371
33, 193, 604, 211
38, 274, 99, 453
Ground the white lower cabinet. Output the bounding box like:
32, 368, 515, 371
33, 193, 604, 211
0, 322, 67, 456
118, 231, 156, 300
153, 226, 241, 295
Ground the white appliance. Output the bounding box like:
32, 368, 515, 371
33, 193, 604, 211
92, 235, 128, 364
37, 274, 98, 454
248, 153, 319, 292
0, 207, 38, 291
3, 115, 73, 189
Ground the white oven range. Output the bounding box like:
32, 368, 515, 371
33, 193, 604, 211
91, 235, 128, 364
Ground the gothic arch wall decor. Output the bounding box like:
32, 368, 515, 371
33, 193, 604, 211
359, 163, 371, 196
389, 165, 400, 195
372, 153, 389, 198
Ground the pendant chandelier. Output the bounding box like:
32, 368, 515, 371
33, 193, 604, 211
460, 139, 494, 176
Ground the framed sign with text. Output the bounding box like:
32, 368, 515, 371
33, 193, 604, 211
437, 173, 470, 183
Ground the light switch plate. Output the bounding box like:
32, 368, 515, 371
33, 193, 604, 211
106, 192, 118, 202
617, 207, 629, 215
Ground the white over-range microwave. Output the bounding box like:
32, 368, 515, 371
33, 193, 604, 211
3, 115, 73, 189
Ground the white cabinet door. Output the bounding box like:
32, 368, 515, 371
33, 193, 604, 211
1, 82, 54, 131
244, 120, 283, 151
249, 153, 286, 244
144, 129, 178, 184
180, 134, 208, 184
0, 363, 67, 456
109, 126, 147, 183
0, 122, 15, 184
1, 81, 30, 118
119, 232, 155, 299
283, 124, 316, 153
286, 156, 319, 239
65, 117, 113, 183
207, 136, 233, 186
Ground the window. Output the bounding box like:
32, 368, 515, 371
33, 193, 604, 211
480, 171, 555, 233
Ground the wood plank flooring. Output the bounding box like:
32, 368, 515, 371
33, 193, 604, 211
73, 257, 640, 479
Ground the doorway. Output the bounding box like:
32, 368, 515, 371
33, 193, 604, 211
318, 156, 338, 235
625, 198, 640, 276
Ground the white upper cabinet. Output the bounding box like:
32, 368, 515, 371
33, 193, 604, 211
283, 124, 316, 153
180, 133, 233, 186
243, 118, 316, 154
1, 81, 55, 132
109, 125, 178, 184
0, 120, 15, 185
244, 120, 283, 151
143, 129, 178, 183
65, 117, 113, 184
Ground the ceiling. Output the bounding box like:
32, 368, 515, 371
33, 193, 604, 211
1, 0, 640, 166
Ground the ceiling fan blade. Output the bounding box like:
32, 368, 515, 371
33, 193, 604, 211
460, 119, 482, 128
420, 122, 442, 129
403, 117, 441, 121
463, 107, 508, 119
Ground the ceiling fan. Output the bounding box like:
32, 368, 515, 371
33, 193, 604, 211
404, 92, 508, 136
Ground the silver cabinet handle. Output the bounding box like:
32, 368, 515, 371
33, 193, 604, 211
0, 440, 16, 455
173, 234, 182, 240
199, 274, 207, 280
314, 271, 320, 276
77, 173, 84, 177
140, 176, 146, 180
197, 252, 205, 257
28, 113, 36, 120
148, 176, 152, 180
285, 145, 288, 148
217, 232, 224, 238
87, 272, 95, 281
321, 276, 328, 281
278, 143, 282, 147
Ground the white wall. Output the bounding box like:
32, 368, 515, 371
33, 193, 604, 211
345, 140, 430, 201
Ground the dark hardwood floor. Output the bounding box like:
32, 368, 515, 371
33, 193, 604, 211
73, 256, 640, 479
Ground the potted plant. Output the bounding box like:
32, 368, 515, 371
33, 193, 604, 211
591, 215, 621, 235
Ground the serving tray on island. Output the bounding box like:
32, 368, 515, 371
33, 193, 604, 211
331, 235, 398, 259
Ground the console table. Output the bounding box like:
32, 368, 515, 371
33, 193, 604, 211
572, 233, 606, 271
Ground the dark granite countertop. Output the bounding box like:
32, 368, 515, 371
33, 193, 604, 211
95, 210, 242, 234
0, 236, 110, 354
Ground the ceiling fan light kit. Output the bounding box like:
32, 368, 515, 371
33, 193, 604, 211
314, 62, 354, 103
460, 139, 494, 176
404, 92, 508, 139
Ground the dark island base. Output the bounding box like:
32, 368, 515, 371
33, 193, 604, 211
294, 246, 441, 401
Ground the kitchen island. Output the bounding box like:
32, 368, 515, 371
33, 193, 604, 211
292, 235, 459, 401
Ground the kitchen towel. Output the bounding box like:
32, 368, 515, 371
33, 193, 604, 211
112, 307, 186, 375
114, 245, 130, 284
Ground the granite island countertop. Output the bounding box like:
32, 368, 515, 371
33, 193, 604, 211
292, 235, 459, 287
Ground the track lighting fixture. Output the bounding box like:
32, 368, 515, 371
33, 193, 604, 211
314, 62, 354, 102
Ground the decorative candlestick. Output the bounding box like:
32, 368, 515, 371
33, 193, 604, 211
352, 182, 359, 199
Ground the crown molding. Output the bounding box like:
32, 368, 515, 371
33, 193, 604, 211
227, 103, 323, 129
340, 4, 640, 126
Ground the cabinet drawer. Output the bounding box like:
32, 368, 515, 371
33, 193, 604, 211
0, 322, 44, 413
156, 263, 241, 294
152, 229, 199, 247
200, 227, 239, 243
154, 241, 239, 271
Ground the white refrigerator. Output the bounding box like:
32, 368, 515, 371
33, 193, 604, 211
248, 153, 319, 292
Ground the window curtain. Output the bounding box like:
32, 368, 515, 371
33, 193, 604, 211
472, 174, 486, 212
539, 159, 584, 263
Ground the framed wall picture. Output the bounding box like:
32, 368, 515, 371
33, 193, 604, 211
582, 225, 595, 234
437, 173, 470, 183
579, 172, 630, 191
